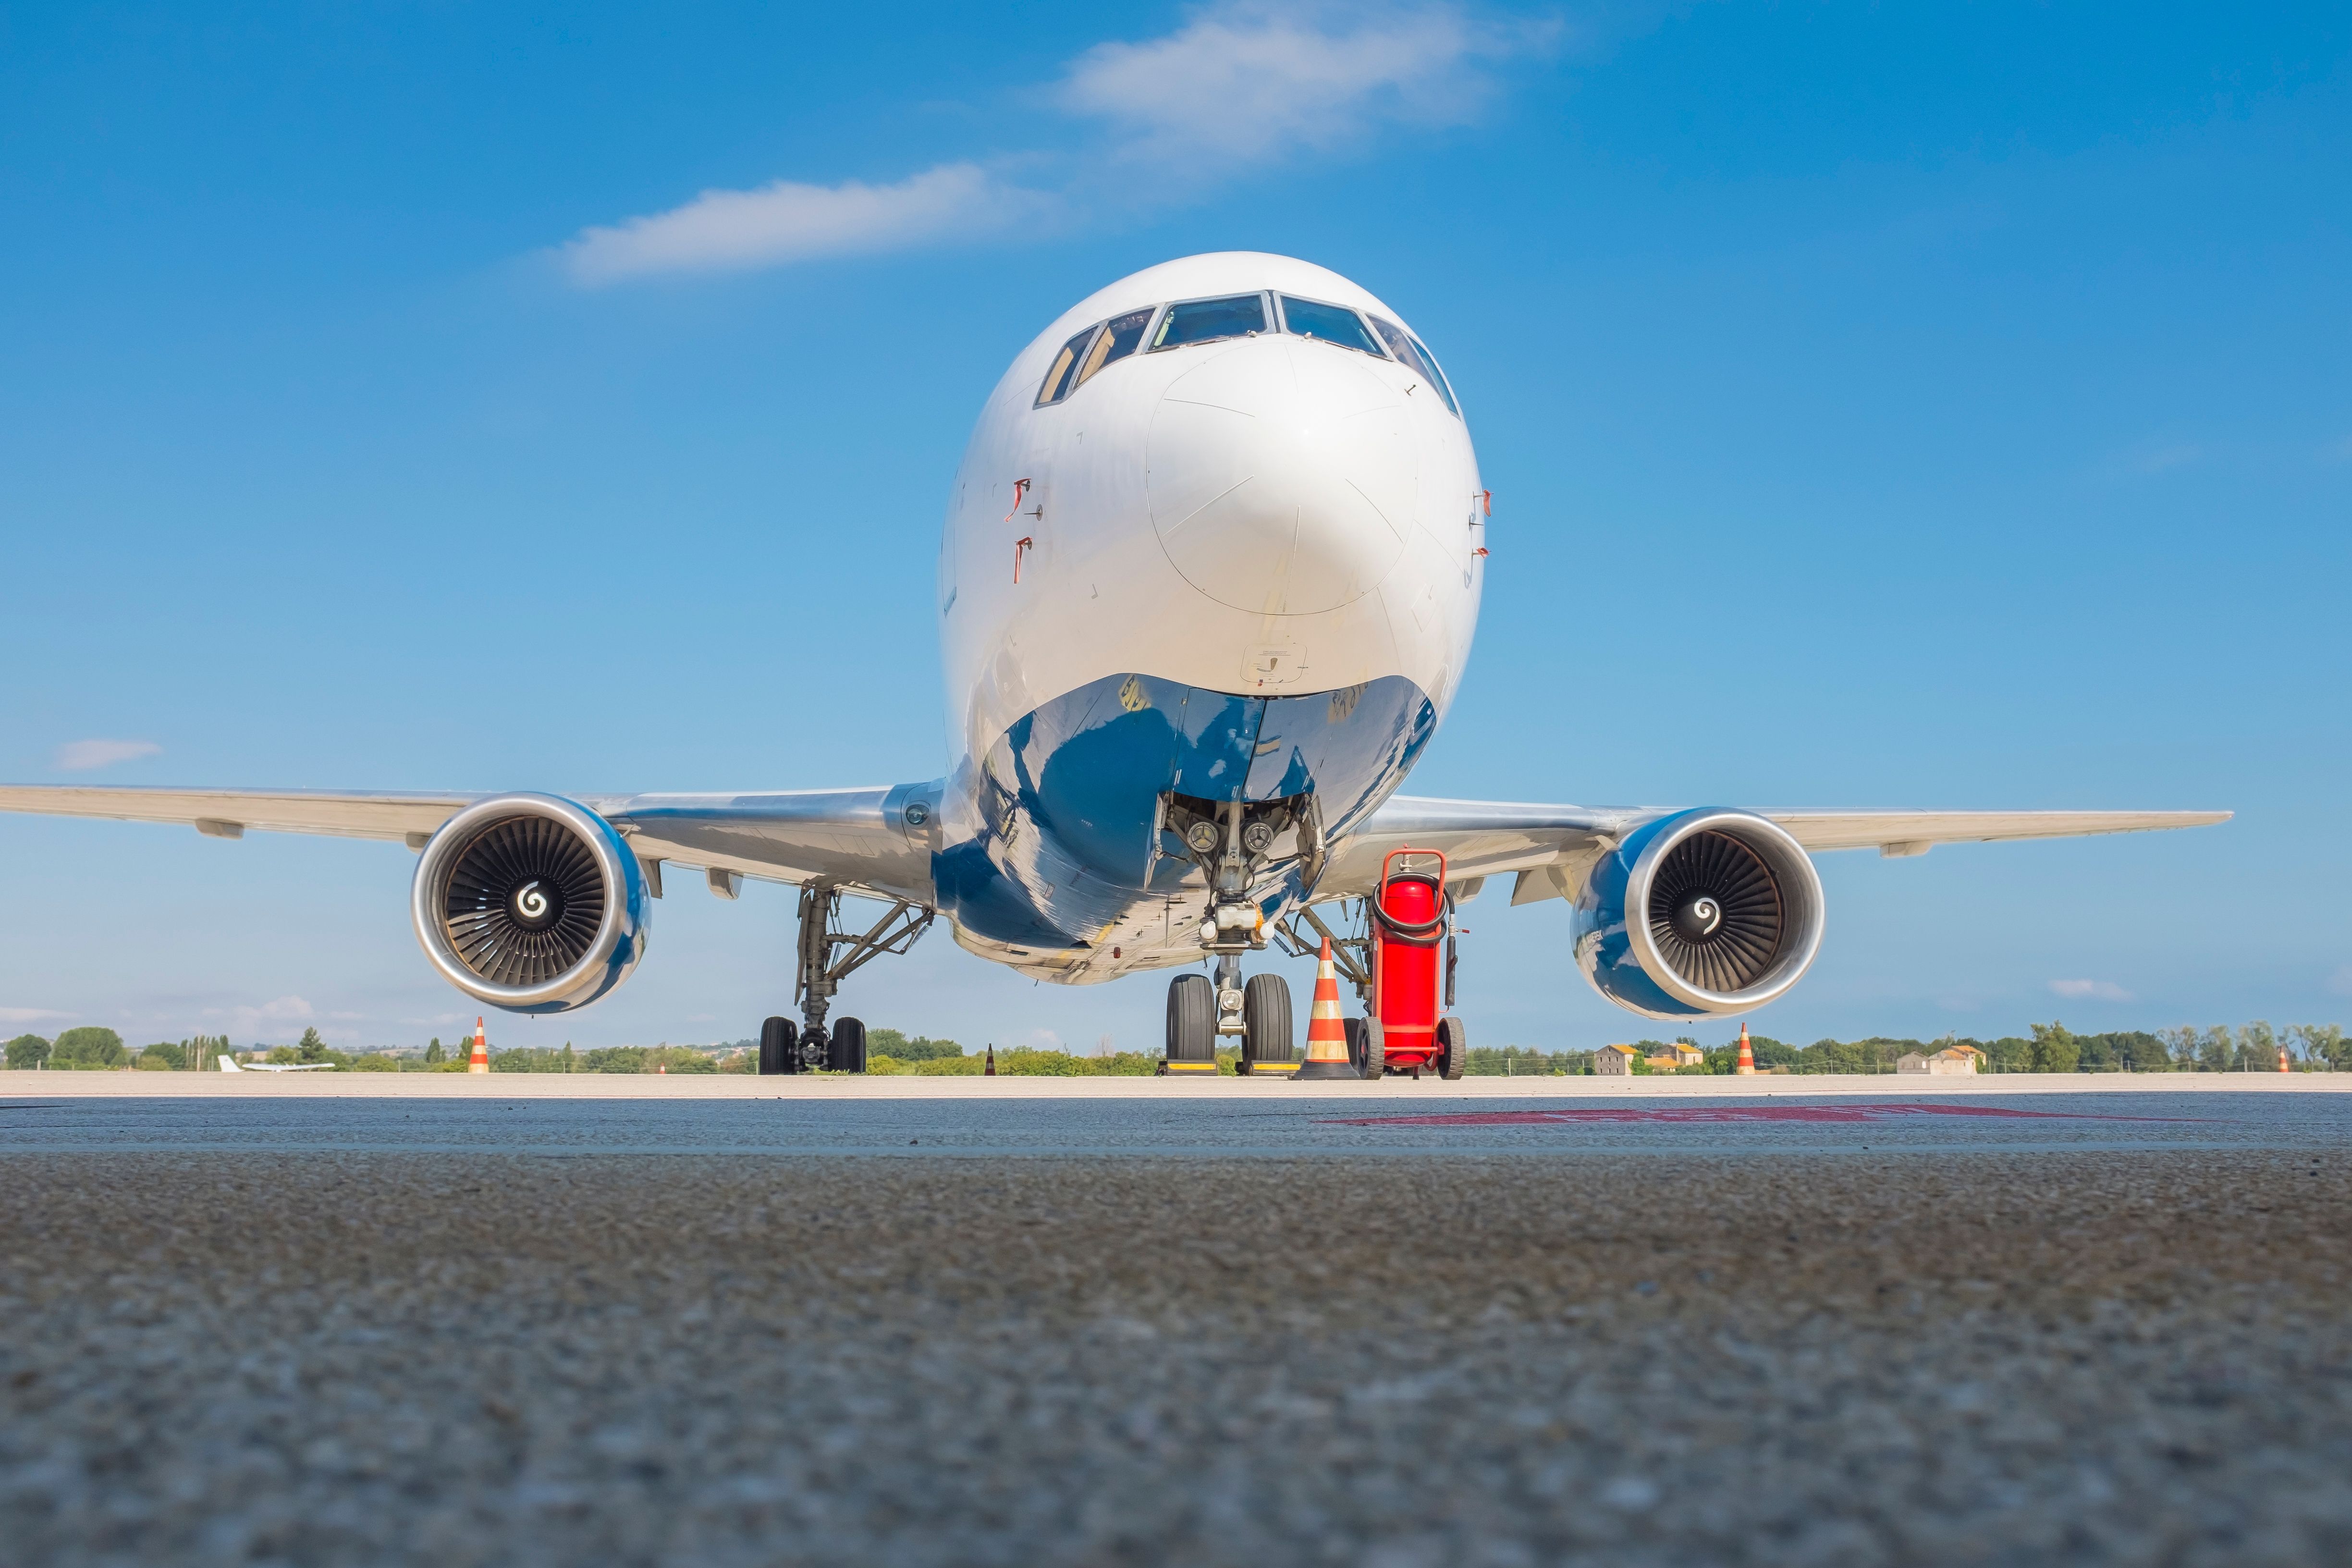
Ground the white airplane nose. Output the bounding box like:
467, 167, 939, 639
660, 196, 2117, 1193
1146, 338, 1418, 615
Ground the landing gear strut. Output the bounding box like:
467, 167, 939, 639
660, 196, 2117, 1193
760, 883, 932, 1074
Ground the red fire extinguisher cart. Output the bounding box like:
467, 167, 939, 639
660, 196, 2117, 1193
1367, 847, 1466, 1078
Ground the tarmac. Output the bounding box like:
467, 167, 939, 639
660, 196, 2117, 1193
15, 1066, 2348, 1098
4, 1076, 2348, 1565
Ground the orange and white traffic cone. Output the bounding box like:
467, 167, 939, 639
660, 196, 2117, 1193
2280, 1044, 2292, 1074
1736, 1022, 1756, 1077
468, 1018, 489, 1075
1296, 937, 1358, 1080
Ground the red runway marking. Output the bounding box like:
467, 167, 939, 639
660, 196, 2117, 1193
1321, 1102, 2192, 1127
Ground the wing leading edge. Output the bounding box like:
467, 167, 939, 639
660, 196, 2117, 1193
0, 784, 2229, 915
0, 783, 939, 904
1318, 796, 2230, 906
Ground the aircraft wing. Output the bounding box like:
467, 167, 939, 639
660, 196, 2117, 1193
0, 783, 938, 903
0, 785, 472, 843
1317, 797, 2230, 905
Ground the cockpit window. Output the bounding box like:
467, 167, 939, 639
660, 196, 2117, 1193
1278, 295, 1382, 356
1367, 316, 1460, 416
1152, 294, 1267, 351
1414, 336, 1461, 415
1036, 325, 1098, 406
1076, 307, 1153, 387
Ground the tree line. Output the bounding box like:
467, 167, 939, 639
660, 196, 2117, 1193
5, 1029, 231, 1071
8, 1019, 2343, 1075
1457, 1020, 2349, 1076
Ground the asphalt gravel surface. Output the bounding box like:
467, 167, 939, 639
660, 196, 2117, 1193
3, 1083, 2347, 1155
4, 1090, 2350, 1566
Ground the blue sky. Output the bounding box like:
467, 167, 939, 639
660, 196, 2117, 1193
2, 2, 2346, 1053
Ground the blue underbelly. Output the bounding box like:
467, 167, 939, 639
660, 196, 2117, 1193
935, 673, 1434, 948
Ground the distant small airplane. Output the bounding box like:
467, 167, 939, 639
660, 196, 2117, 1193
217, 1055, 336, 1073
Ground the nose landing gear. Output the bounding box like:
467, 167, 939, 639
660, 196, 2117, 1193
1159, 795, 1303, 1077
1160, 964, 1297, 1074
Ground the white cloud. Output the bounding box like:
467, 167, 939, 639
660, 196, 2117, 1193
556, 3, 1544, 283
2048, 979, 2132, 1002
1059, 1, 1516, 163
55, 738, 160, 771
2133, 443, 2204, 474
562, 163, 1033, 285
0, 1006, 71, 1025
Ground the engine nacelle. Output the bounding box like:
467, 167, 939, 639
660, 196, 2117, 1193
410, 794, 650, 1014
1572, 808, 1825, 1019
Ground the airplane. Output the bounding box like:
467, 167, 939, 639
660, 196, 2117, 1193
217, 1055, 337, 1073
0, 253, 2226, 1077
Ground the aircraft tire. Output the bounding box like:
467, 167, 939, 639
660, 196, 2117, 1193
760, 1016, 799, 1075
830, 1017, 868, 1074
1241, 974, 1294, 1068
1166, 973, 1216, 1065
1436, 1016, 1467, 1080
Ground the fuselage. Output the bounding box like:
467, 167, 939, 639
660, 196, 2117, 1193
930, 254, 1486, 980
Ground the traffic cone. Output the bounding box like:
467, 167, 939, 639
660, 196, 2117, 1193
1296, 937, 1357, 1080
1736, 1022, 1756, 1077
468, 1018, 489, 1075
984, 1044, 997, 1077
2280, 1044, 2291, 1074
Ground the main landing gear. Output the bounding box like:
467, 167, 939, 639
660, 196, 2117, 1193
760, 882, 933, 1075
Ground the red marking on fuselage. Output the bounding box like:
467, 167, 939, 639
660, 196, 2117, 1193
1320, 1102, 2191, 1127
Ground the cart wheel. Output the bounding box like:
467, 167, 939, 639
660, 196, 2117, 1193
1357, 1017, 1386, 1080
1436, 1016, 1467, 1080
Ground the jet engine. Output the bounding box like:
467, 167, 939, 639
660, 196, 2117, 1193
1571, 808, 1825, 1020
410, 794, 650, 1014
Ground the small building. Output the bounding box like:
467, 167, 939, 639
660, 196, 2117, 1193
1899, 1046, 1981, 1076
1594, 1043, 1639, 1076
1635, 1041, 1704, 1072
